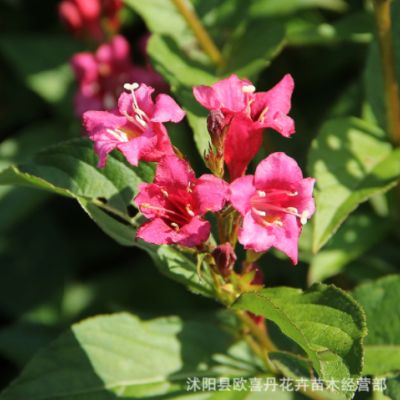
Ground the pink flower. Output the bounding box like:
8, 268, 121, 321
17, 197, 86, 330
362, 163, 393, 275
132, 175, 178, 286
134, 156, 230, 247
83, 82, 185, 167
59, 0, 122, 42
230, 153, 315, 265
71, 35, 168, 116
193, 74, 295, 181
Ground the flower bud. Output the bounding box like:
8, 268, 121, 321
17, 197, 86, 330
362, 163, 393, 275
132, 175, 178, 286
242, 262, 264, 285
212, 243, 237, 279
207, 109, 225, 138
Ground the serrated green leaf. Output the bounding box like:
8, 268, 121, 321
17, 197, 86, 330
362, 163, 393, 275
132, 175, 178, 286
231, 283, 367, 399
351, 275, 400, 376
308, 211, 392, 285
0, 313, 259, 400
308, 117, 400, 252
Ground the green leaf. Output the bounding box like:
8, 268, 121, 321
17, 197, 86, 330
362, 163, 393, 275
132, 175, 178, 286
0, 35, 82, 104
248, 0, 348, 17
308, 117, 400, 252
76, 199, 217, 298
231, 283, 367, 399
385, 374, 400, 400
269, 352, 314, 380
0, 138, 217, 297
0, 313, 260, 400
308, 211, 392, 285
351, 275, 400, 376
0, 138, 155, 214
287, 12, 373, 47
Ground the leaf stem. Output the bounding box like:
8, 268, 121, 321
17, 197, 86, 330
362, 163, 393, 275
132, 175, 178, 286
216, 214, 226, 244
92, 199, 138, 226
235, 310, 278, 353
170, 0, 225, 68
373, 0, 400, 145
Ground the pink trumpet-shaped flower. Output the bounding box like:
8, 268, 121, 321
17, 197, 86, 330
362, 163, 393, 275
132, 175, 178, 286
193, 74, 295, 181
71, 35, 168, 116
134, 156, 230, 247
230, 152, 315, 265
83, 83, 185, 167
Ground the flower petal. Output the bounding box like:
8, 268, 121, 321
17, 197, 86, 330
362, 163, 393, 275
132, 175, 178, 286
251, 74, 294, 122
176, 217, 211, 247
224, 113, 264, 181
134, 183, 167, 219
136, 218, 175, 245
255, 152, 303, 190
116, 129, 157, 166
272, 214, 301, 265
141, 123, 174, 163
261, 114, 295, 137
192, 85, 222, 110
154, 155, 195, 190
230, 175, 256, 217
96, 35, 131, 66
83, 109, 126, 137
238, 212, 275, 252
193, 174, 229, 215
152, 94, 186, 123
93, 134, 119, 168
211, 74, 252, 112
70, 53, 98, 85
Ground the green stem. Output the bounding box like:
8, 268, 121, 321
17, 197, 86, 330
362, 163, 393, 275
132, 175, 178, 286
217, 214, 226, 244
373, 0, 400, 146
170, 0, 225, 68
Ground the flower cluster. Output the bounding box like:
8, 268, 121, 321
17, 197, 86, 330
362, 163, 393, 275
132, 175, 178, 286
84, 69, 315, 291
59, 0, 122, 42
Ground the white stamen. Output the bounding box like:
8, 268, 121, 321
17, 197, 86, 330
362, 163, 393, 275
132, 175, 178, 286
171, 223, 179, 231
186, 183, 192, 193
135, 115, 148, 127
258, 106, 269, 122
257, 190, 266, 197
287, 207, 298, 214
106, 129, 129, 142
161, 189, 169, 197
141, 203, 150, 208
124, 83, 139, 91
186, 204, 195, 217
286, 191, 298, 196
252, 207, 266, 217
123, 110, 136, 123
300, 210, 310, 225
242, 85, 256, 93
273, 221, 284, 227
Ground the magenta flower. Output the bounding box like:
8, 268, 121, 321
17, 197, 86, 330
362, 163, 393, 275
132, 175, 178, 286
71, 35, 168, 116
230, 153, 315, 265
83, 82, 185, 167
58, 0, 123, 42
134, 156, 230, 247
193, 74, 295, 181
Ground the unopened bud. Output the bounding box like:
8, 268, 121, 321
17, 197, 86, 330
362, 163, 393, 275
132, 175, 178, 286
242, 262, 264, 285
207, 109, 225, 139
211, 243, 237, 279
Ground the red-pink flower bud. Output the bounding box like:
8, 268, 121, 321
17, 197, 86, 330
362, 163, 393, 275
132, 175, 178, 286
212, 243, 237, 279
242, 262, 264, 285
207, 109, 225, 138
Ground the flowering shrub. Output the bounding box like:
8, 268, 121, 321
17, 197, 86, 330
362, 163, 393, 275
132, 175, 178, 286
1, 1, 400, 400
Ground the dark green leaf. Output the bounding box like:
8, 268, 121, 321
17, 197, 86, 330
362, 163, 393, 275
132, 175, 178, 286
231, 283, 367, 399
308, 211, 392, 285
308, 117, 400, 252
351, 275, 400, 375
385, 374, 400, 400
